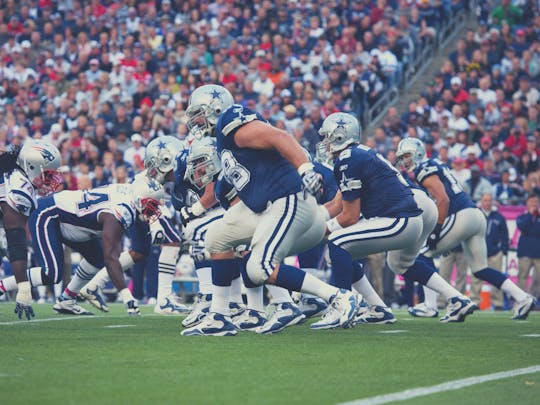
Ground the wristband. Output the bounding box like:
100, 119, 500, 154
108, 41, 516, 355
119, 288, 135, 304
326, 218, 343, 233
297, 162, 314, 176
191, 201, 206, 217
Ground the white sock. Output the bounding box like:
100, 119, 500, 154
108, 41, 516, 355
53, 282, 63, 298
196, 267, 213, 295
266, 284, 293, 304
501, 279, 528, 302
28, 267, 44, 287
245, 286, 264, 312
37, 285, 47, 299
425, 274, 460, 302
210, 285, 230, 316
352, 276, 386, 307
66, 261, 101, 295
87, 251, 135, 290
157, 246, 180, 301
0, 276, 18, 292
300, 273, 339, 302
230, 276, 242, 304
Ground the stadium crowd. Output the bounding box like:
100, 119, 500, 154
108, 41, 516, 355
0, 0, 539, 306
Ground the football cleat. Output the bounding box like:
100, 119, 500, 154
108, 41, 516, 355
256, 302, 306, 334
310, 289, 357, 330
53, 296, 93, 316
299, 296, 328, 318
232, 309, 267, 331
512, 295, 536, 320
181, 312, 237, 336
181, 293, 212, 327
79, 286, 109, 312
355, 305, 397, 325
154, 295, 191, 315
229, 301, 246, 320
440, 296, 477, 323
408, 302, 439, 318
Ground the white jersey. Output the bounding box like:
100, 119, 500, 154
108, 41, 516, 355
0, 169, 37, 217
52, 184, 137, 242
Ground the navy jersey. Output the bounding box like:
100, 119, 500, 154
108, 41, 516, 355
171, 148, 204, 211
314, 161, 338, 204
214, 174, 237, 210
334, 145, 422, 219
215, 104, 302, 213
414, 158, 475, 215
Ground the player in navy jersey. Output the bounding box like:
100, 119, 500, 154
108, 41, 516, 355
180, 84, 357, 336
0, 140, 62, 320
0, 179, 165, 316
397, 138, 536, 320
318, 113, 477, 324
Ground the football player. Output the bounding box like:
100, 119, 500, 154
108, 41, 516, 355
317, 113, 477, 326
0, 140, 62, 320
180, 84, 357, 336
0, 178, 164, 316
397, 138, 536, 320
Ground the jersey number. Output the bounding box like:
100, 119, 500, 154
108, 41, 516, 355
77, 192, 109, 210
221, 150, 250, 191
358, 145, 408, 187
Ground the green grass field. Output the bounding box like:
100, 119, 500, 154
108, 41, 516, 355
1, 303, 539, 405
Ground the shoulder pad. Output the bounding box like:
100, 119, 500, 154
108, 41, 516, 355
338, 149, 352, 160
220, 104, 259, 136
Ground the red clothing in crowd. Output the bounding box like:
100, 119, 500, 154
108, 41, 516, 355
505, 132, 527, 157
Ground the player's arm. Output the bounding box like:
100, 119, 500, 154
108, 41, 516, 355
324, 191, 343, 218
179, 181, 218, 226
421, 175, 449, 226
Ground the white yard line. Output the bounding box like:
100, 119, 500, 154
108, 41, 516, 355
378, 330, 408, 334
0, 313, 160, 325
338, 365, 540, 405
104, 324, 136, 328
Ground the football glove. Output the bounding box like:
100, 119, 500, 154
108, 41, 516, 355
15, 281, 35, 320
301, 169, 323, 198
427, 224, 443, 251
149, 221, 166, 245
180, 206, 198, 227
183, 240, 208, 262
127, 299, 141, 316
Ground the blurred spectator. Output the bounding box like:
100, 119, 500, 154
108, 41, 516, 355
516, 194, 540, 298
463, 164, 494, 202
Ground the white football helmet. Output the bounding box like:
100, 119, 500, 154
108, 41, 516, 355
186, 84, 234, 138
144, 136, 184, 184
317, 112, 361, 157
130, 177, 165, 223
396, 138, 426, 171
16, 139, 62, 196
185, 137, 221, 189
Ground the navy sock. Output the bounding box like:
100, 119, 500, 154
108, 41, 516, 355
351, 259, 365, 284
275, 264, 306, 291
403, 254, 436, 285
328, 242, 353, 289
473, 268, 507, 289
211, 258, 236, 287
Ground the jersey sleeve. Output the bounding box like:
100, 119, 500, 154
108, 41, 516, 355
415, 161, 439, 184
334, 150, 363, 201
217, 105, 264, 138
5, 172, 37, 217
104, 202, 137, 229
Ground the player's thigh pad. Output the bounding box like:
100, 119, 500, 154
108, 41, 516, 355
459, 209, 489, 272
183, 207, 224, 243
412, 189, 438, 246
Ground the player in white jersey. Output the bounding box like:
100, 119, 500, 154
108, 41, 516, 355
0, 140, 62, 320
0, 179, 165, 315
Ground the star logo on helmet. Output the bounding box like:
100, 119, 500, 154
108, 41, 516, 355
209, 89, 222, 99
336, 119, 347, 129
157, 141, 167, 149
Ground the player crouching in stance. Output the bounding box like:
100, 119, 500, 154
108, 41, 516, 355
0, 140, 62, 320
318, 113, 476, 324
180, 84, 358, 336
397, 138, 536, 320
0, 178, 165, 316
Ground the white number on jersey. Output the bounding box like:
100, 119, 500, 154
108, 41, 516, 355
220, 149, 251, 191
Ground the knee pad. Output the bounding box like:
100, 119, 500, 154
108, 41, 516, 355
41, 270, 61, 285
245, 253, 268, 286
6, 227, 28, 262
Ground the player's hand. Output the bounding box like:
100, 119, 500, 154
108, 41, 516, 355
150, 222, 166, 245
127, 300, 141, 316
301, 169, 323, 198
15, 282, 35, 320
180, 206, 198, 227
187, 240, 208, 262
427, 224, 442, 251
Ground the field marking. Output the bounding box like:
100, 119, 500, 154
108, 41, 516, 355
0, 313, 161, 325
338, 365, 540, 405
521, 334, 540, 338
379, 330, 408, 334
104, 324, 136, 328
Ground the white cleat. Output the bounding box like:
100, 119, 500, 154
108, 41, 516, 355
513, 295, 536, 320
440, 296, 477, 323
355, 305, 397, 325
53, 297, 93, 315
154, 295, 191, 315
298, 296, 328, 319
310, 289, 358, 330
232, 309, 267, 331
181, 312, 237, 336
408, 302, 439, 318
181, 293, 212, 327
79, 286, 109, 312
255, 302, 305, 334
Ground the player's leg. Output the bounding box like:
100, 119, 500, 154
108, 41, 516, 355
488, 251, 505, 309
296, 242, 328, 318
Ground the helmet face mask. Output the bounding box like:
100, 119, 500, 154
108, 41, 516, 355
186, 84, 234, 139
16, 140, 62, 196
131, 178, 165, 223
144, 136, 184, 184
318, 112, 361, 157
396, 138, 426, 171
186, 137, 221, 189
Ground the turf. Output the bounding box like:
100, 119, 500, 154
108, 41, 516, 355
1, 303, 539, 405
